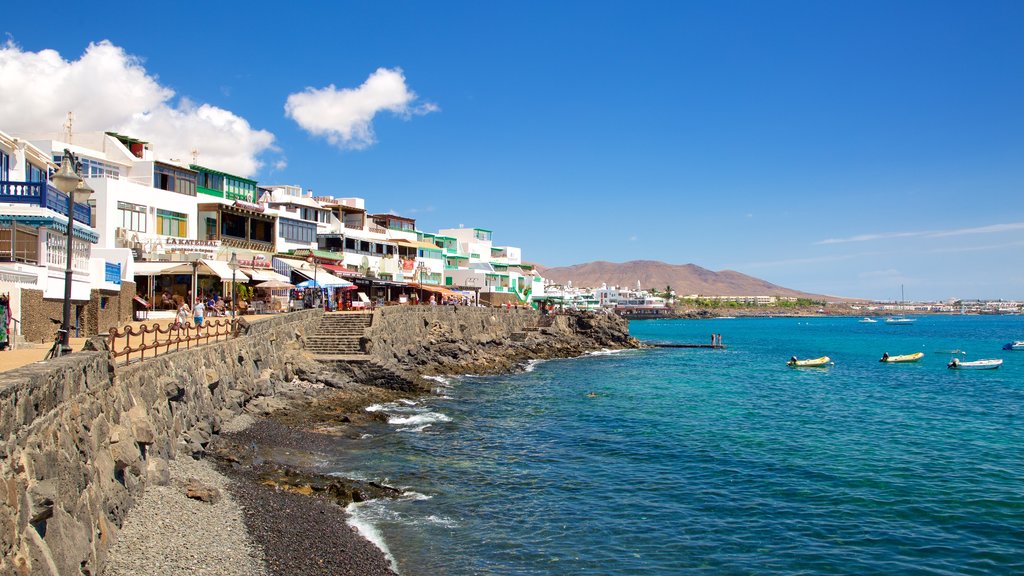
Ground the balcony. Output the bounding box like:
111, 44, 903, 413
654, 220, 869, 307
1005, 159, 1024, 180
0, 181, 92, 226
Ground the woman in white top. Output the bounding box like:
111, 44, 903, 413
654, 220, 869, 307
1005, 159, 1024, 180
175, 300, 191, 328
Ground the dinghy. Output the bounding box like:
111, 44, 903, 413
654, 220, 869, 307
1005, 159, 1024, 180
947, 358, 1002, 370
880, 352, 924, 363
787, 356, 832, 368
1003, 341, 1024, 351
859, 317, 877, 323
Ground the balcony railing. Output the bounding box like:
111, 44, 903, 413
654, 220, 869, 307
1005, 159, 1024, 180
0, 181, 92, 226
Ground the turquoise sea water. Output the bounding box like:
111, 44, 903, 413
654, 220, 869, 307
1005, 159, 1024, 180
325, 316, 1024, 575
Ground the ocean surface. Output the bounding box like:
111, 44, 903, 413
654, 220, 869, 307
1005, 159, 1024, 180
323, 315, 1024, 575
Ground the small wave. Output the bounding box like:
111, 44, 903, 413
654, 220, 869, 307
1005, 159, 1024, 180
401, 491, 432, 501
388, 412, 452, 426
523, 359, 547, 372
422, 514, 458, 528
360, 433, 373, 439
365, 404, 385, 412
397, 424, 432, 432
422, 375, 453, 386
398, 399, 418, 406
346, 502, 399, 572
587, 348, 628, 356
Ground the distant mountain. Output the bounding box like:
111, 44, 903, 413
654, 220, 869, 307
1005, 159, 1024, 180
536, 260, 832, 299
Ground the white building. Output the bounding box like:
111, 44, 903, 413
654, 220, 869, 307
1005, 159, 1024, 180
435, 227, 543, 304
1, 129, 120, 341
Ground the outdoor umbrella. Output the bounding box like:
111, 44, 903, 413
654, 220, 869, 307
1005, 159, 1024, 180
255, 280, 294, 289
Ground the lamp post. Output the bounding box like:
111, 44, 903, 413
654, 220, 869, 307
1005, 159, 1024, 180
50, 150, 93, 355
227, 252, 239, 318
306, 254, 318, 309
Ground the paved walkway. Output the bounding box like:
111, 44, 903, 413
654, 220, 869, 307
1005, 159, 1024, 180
0, 313, 282, 374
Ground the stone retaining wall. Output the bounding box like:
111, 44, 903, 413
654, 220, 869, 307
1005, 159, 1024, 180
0, 309, 323, 575
367, 306, 636, 375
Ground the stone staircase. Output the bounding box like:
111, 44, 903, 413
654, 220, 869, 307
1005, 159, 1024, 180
305, 311, 374, 357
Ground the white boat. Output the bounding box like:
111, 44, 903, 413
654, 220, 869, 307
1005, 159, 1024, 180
859, 317, 877, 323
886, 316, 916, 324
947, 358, 1002, 370
1003, 341, 1024, 351
887, 285, 916, 324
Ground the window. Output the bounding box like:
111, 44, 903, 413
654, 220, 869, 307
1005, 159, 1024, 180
53, 155, 120, 179
0, 150, 8, 180
156, 209, 187, 237
25, 162, 46, 183
117, 201, 147, 233
280, 219, 316, 243
224, 177, 255, 201
154, 165, 197, 196
197, 171, 224, 192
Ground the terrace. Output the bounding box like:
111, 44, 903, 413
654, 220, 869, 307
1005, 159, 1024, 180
0, 181, 92, 226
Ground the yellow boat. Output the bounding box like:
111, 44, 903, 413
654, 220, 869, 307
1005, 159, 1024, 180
787, 356, 831, 367
880, 352, 924, 363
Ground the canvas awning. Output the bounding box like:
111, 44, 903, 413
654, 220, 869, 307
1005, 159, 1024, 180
393, 239, 442, 251
132, 261, 186, 276
201, 259, 250, 282
292, 267, 353, 288
244, 268, 290, 283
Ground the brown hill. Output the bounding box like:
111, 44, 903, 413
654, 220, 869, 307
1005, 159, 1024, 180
537, 260, 831, 299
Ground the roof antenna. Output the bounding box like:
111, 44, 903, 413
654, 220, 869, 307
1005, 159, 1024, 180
63, 111, 74, 142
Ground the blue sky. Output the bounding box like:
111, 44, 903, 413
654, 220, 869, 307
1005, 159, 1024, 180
3, 1, 1022, 300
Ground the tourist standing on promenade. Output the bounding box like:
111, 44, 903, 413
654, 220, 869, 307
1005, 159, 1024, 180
193, 298, 206, 335
175, 299, 191, 329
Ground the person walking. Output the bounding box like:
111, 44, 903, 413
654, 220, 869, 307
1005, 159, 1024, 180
193, 297, 206, 336
175, 299, 191, 330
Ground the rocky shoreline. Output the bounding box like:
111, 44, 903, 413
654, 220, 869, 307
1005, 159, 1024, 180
103, 310, 639, 576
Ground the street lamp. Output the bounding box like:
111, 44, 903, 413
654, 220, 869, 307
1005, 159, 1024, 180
227, 252, 239, 317
306, 254, 318, 309
50, 150, 93, 355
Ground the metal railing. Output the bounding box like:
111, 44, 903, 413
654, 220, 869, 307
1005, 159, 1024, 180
107, 317, 238, 366
0, 181, 91, 225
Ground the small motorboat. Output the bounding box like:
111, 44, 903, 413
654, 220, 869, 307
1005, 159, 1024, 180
787, 356, 832, 368
880, 352, 924, 363
885, 316, 916, 325
859, 317, 877, 323
1003, 341, 1024, 351
948, 358, 1002, 370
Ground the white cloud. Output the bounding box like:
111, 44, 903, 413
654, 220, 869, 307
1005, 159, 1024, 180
0, 40, 276, 177
817, 231, 926, 245
284, 67, 438, 150
928, 222, 1024, 238
816, 222, 1024, 245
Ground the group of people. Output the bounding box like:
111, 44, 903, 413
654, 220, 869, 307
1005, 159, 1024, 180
408, 293, 473, 306
174, 294, 233, 334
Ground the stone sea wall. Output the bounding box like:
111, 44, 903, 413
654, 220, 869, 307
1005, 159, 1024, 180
0, 309, 322, 576
367, 306, 639, 376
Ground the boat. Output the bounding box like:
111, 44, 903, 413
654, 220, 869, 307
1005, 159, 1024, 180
879, 352, 924, 363
787, 356, 832, 368
886, 284, 916, 324
1003, 341, 1024, 351
859, 317, 877, 323
947, 358, 1002, 370
886, 316, 916, 324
